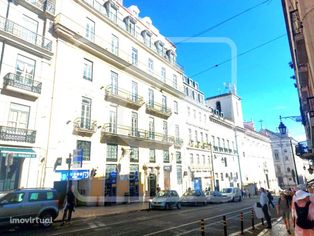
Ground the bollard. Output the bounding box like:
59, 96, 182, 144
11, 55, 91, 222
261, 218, 265, 226
200, 219, 205, 236
240, 212, 244, 235
251, 209, 255, 230
223, 215, 227, 236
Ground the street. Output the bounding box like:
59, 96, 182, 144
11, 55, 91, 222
0, 197, 276, 236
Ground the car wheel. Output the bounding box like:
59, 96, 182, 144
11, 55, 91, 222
176, 202, 181, 209
40, 211, 53, 228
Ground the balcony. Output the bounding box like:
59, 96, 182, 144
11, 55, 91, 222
0, 16, 52, 53
0, 126, 36, 143
3, 73, 42, 99
105, 85, 144, 110
172, 137, 183, 149
16, 0, 55, 18
146, 102, 172, 119
73, 118, 97, 137
100, 123, 173, 149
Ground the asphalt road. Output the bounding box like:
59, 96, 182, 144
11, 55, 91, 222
0, 197, 277, 236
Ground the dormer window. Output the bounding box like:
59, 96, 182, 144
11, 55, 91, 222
166, 49, 176, 64
141, 30, 152, 47
155, 40, 164, 56
105, 1, 118, 23
124, 16, 136, 36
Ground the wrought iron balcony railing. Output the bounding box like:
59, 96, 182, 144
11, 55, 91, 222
0, 126, 36, 143
146, 102, 172, 119
3, 73, 42, 94
172, 137, 183, 148
73, 118, 97, 136
101, 123, 173, 145
25, 0, 56, 14
0, 16, 52, 51
105, 85, 144, 109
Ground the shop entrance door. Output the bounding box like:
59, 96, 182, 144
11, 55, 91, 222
148, 173, 156, 197
105, 164, 117, 205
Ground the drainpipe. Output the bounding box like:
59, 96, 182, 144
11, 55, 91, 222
0, 0, 12, 74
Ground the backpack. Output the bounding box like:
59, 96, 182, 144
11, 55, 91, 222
295, 201, 314, 229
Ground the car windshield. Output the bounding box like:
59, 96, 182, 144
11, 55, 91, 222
183, 190, 201, 196
222, 188, 233, 193
156, 190, 169, 197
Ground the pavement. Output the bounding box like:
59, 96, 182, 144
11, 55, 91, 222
257, 217, 295, 236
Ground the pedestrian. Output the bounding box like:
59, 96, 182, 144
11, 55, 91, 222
292, 190, 314, 236
61, 186, 76, 225
260, 187, 272, 229
267, 190, 275, 208
277, 192, 291, 234
156, 184, 161, 193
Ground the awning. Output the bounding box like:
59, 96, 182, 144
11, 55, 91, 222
0, 147, 36, 158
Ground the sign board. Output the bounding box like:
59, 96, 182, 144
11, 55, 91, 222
73, 149, 83, 168
56, 169, 89, 181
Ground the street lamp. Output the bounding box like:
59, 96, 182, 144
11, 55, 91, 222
278, 116, 300, 185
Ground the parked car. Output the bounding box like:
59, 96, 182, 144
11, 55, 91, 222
221, 187, 242, 202
0, 188, 59, 227
205, 191, 230, 203
149, 190, 181, 210
180, 190, 207, 206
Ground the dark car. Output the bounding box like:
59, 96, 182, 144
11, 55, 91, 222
0, 188, 59, 227
180, 190, 207, 206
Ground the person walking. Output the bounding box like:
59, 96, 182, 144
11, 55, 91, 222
267, 190, 275, 208
260, 187, 272, 229
277, 192, 291, 234
61, 186, 76, 225
292, 190, 314, 236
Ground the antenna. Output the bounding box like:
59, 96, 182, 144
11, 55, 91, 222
258, 120, 263, 130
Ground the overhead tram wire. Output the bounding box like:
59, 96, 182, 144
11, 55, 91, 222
189, 33, 286, 79
175, 0, 273, 45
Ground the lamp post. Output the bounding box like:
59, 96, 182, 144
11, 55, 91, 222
278, 116, 300, 185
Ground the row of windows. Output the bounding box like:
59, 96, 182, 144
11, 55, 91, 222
188, 129, 209, 144
189, 153, 211, 165
184, 86, 204, 104
215, 172, 239, 181
212, 136, 235, 150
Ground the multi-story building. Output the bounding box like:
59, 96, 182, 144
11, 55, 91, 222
0, 0, 55, 191
282, 0, 314, 164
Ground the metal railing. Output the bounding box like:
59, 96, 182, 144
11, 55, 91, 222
0, 126, 36, 143
25, 0, 56, 14
105, 85, 144, 106
101, 123, 173, 143
146, 102, 172, 117
73, 118, 97, 133
0, 16, 52, 51
3, 73, 42, 94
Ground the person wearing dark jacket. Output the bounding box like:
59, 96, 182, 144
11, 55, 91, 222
267, 190, 275, 208
61, 186, 76, 225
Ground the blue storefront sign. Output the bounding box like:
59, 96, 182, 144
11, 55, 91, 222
56, 169, 89, 181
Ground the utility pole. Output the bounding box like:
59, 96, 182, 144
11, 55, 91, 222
66, 153, 72, 191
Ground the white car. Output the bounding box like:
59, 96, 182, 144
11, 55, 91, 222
205, 191, 230, 203
221, 187, 242, 202
149, 190, 181, 210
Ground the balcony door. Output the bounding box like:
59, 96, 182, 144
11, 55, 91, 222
148, 89, 154, 107
81, 97, 91, 129
131, 81, 138, 102
7, 103, 30, 130
111, 71, 118, 95
109, 107, 117, 133
148, 117, 155, 140
162, 95, 167, 112
131, 112, 138, 137
15, 54, 36, 87
163, 121, 168, 141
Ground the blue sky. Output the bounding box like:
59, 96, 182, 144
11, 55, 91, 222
124, 0, 305, 140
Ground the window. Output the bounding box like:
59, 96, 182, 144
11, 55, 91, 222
149, 149, 155, 163
107, 144, 118, 161
162, 95, 167, 112
190, 154, 193, 164
175, 125, 180, 139
222, 139, 225, 148
131, 81, 138, 102
15, 54, 36, 86
109, 107, 117, 133
192, 90, 195, 100
217, 137, 221, 147
148, 58, 154, 71
77, 140, 91, 161
199, 112, 201, 121
148, 117, 155, 139
161, 67, 166, 82
131, 112, 138, 137
131, 48, 138, 65
184, 86, 189, 96
111, 71, 118, 95
195, 130, 198, 142
274, 151, 279, 160
197, 154, 200, 164
174, 101, 178, 114
8, 103, 30, 129
163, 150, 169, 163
85, 18, 95, 42
212, 136, 215, 146
176, 151, 181, 164
29, 191, 56, 201
83, 59, 93, 81
148, 89, 154, 107
205, 134, 208, 144
200, 132, 203, 143
188, 129, 192, 142
125, 18, 135, 36
198, 94, 202, 103
177, 165, 182, 185
130, 147, 139, 162
163, 121, 168, 140
227, 140, 230, 149
220, 173, 224, 181
187, 107, 190, 116
0, 193, 24, 204
108, 4, 117, 23
111, 34, 119, 56
143, 31, 152, 47
155, 41, 164, 56
173, 74, 177, 89
81, 97, 92, 129
287, 167, 291, 172
224, 157, 227, 167
193, 110, 196, 119
22, 15, 38, 44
